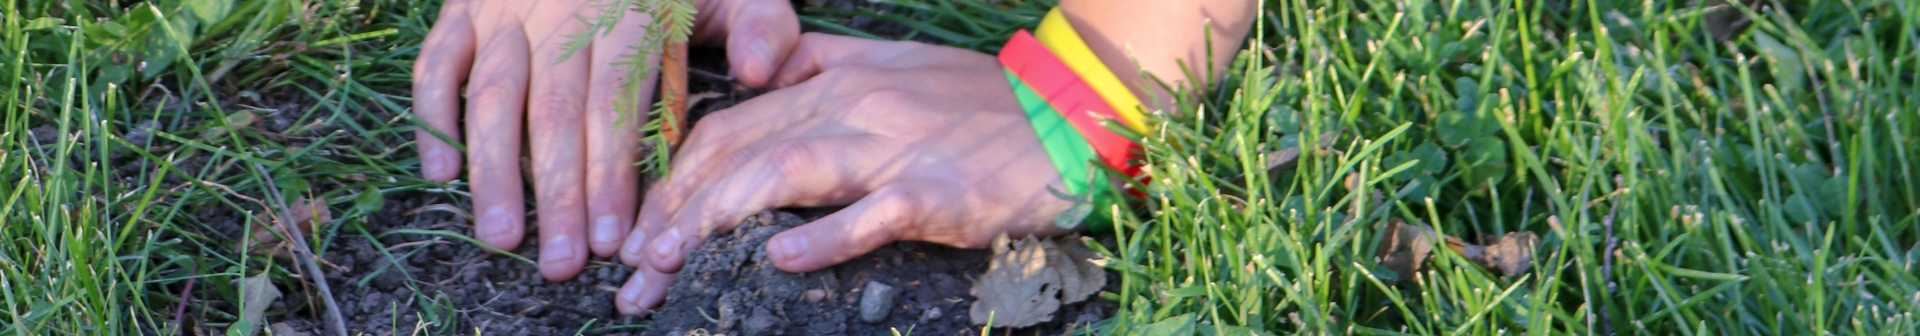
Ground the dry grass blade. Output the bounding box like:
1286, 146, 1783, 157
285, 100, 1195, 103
250, 163, 350, 336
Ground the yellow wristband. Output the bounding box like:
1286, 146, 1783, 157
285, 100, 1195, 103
1034, 8, 1150, 133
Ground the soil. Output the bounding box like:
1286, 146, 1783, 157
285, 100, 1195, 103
171, 1, 1116, 334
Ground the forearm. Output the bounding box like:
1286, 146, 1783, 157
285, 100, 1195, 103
1058, 0, 1256, 110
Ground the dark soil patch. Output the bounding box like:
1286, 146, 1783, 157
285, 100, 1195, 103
642, 211, 1114, 336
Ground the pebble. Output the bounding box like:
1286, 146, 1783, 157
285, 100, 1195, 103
858, 281, 896, 323
919, 307, 942, 323
804, 289, 827, 303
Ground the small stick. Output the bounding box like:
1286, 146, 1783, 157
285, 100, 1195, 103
251, 163, 350, 336
172, 267, 197, 329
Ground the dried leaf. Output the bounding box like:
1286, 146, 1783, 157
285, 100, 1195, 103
230, 275, 282, 336
1470, 232, 1537, 276
244, 197, 330, 257
970, 235, 1062, 328
1376, 219, 1537, 281
1375, 219, 1439, 280
1048, 236, 1106, 303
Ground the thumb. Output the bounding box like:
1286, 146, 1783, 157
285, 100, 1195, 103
693, 0, 798, 88
766, 182, 947, 273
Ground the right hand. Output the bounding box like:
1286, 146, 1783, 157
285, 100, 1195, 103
615, 33, 1083, 315
410, 0, 799, 281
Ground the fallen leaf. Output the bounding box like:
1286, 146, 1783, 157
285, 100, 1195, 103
230, 275, 282, 336
970, 234, 1062, 328
1376, 219, 1538, 281
1047, 236, 1107, 303
1375, 219, 1439, 280
244, 197, 331, 257
1466, 232, 1538, 276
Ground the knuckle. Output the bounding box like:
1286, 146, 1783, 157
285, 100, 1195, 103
717, 148, 757, 171
760, 142, 817, 180
532, 92, 583, 115
467, 81, 520, 108
843, 87, 911, 112
528, 93, 584, 129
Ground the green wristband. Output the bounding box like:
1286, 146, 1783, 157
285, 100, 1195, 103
1005, 69, 1116, 232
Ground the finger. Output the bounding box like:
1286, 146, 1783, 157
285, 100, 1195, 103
619, 91, 815, 265
614, 261, 677, 316
698, 0, 798, 88
646, 135, 885, 273
524, 6, 593, 281
768, 182, 955, 272
412, 3, 477, 182
768, 33, 946, 88
466, 13, 532, 252
585, 11, 656, 258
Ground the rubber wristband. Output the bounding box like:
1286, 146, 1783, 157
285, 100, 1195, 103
999, 30, 1141, 177
1005, 69, 1115, 232
1034, 8, 1151, 133
1006, 69, 1099, 197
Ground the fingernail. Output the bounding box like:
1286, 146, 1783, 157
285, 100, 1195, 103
592, 215, 622, 244
620, 278, 644, 303
542, 235, 576, 263
749, 37, 774, 73
477, 206, 512, 238
422, 148, 444, 177
772, 235, 807, 261
653, 227, 681, 258
622, 230, 648, 257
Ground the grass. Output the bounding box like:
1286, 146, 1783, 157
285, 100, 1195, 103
1096, 0, 1920, 334
3, 0, 1917, 335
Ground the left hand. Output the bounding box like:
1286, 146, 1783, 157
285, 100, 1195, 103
409, 0, 799, 281
614, 33, 1079, 314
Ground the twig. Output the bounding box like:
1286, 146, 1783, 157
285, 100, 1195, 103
251, 162, 350, 336
172, 267, 197, 329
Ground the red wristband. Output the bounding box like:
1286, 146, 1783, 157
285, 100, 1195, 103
998, 30, 1141, 178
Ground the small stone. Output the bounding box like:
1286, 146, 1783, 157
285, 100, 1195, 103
804, 289, 827, 303
919, 307, 942, 323
858, 281, 897, 323
268, 322, 312, 336
1077, 311, 1103, 324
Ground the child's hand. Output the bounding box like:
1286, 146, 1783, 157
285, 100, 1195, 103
614, 33, 1079, 315
410, 0, 799, 281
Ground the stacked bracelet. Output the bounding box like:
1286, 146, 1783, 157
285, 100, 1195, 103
1003, 69, 1117, 229
999, 30, 1142, 178
998, 8, 1151, 232
1033, 9, 1151, 133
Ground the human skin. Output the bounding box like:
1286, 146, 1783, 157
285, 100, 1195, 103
410, 0, 800, 281
612, 0, 1258, 315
